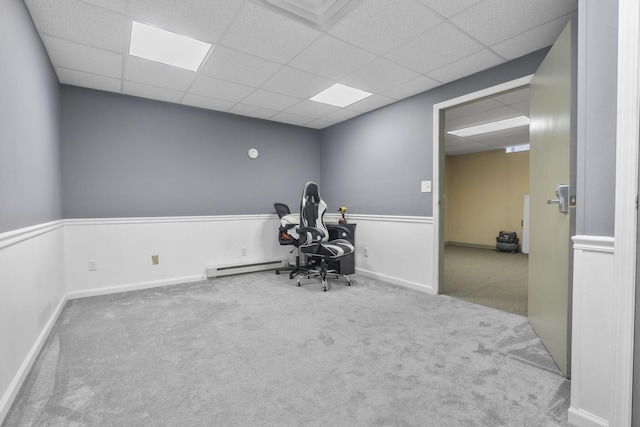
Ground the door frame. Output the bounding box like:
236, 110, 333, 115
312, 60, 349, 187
612, 0, 640, 424
431, 74, 533, 294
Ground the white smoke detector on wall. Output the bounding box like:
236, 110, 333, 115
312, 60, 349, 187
248, 148, 259, 159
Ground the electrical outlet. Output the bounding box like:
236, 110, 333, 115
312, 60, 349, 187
88, 259, 97, 271
241, 247, 247, 256
152, 255, 159, 265
364, 247, 369, 258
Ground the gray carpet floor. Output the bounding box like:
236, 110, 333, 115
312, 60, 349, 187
3, 272, 569, 426
443, 245, 529, 317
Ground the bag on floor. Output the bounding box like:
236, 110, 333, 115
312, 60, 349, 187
496, 231, 519, 253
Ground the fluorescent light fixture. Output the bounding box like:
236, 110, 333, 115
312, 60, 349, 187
447, 116, 530, 137
310, 83, 372, 108
129, 21, 212, 71
506, 144, 530, 153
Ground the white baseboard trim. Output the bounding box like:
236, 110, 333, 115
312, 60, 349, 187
0, 294, 67, 423
356, 267, 434, 294
568, 408, 609, 427
66, 274, 206, 300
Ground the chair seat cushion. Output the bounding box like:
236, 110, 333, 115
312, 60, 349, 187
319, 239, 354, 258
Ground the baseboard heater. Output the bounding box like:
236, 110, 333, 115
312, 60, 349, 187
206, 259, 286, 278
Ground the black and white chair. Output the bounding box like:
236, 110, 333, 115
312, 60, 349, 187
296, 182, 354, 291
274, 202, 308, 278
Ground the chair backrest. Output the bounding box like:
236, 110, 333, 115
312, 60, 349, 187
274, 203, 291, 218
299, 182, 328, 245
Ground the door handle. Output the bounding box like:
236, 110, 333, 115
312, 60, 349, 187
547, 184, 569, 214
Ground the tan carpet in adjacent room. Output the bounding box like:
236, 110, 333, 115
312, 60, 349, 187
443, 245, 528, 317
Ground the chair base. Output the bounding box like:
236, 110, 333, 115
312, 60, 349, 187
296, 258, 351, 292
274, 250, 311, 279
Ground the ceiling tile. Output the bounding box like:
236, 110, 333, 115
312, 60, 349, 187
305, 119, 334, 129
322, 109, 361, 123
427, 49, 504, 83
270, 112, 314, 126
229, 104, 278, 120
189, 75, 254, 102
416, 0, 484, 18
42, 35, 122, 78
445, 98, 503, 121
491, 15, 574, 60
123, 81, 184, 103
25, 0, 125, 52
345, 93, 396, 113
509, 101, 530, 116
80, 0, 127, 13
56, 67, 122, 92
381, 76, 441, 99
241, 90, 302, 111
444, 134, 470, 147
446, 105, 523, 130
262, 67, 333, 99
285, 100, 341, 119
199, 47, 282, 87
124, 56, 196, 91
220, 2, 321, 63
129, 0, 243, 43
450, 0, 577, 46
388, 22, 483, 74
342, 58, 419, 93
475, 130, 529, 146
288, 35, 376, 80
181, 94, 235, 112
329, 0, 442, 55
493, 88, 530, 106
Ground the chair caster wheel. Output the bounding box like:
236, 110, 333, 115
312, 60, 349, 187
275, 271, 280, 275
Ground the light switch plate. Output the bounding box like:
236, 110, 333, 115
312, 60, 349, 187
421, 180, 432, 193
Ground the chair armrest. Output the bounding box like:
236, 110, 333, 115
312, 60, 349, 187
297, 226, 326, 240
326, 224, 351, 239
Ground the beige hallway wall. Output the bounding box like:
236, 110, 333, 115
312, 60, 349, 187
444, 149, 529, 247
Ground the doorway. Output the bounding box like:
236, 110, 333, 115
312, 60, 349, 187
431, 75, 532, 295
441, 87, 531, 317
433, 19, 575, 378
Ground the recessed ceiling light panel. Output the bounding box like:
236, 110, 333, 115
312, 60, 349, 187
447, 116, 531, 137
310, 83, 372, 108
129, 21, 212, 71
506, 144, 530, 153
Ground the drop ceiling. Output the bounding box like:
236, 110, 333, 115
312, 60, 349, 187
445, 86, 530, 155
24, 0, 576, 129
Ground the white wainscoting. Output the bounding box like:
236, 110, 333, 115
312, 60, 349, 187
0, 221, 67, 422
569, 235, 615, 427
334, 214, 434, 294
64, 215, 293, 299
0, 213, 433, 424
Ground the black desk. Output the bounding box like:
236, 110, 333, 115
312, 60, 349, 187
327, 223, 356, 275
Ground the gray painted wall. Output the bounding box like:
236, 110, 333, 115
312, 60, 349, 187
320, 49, 549, 217
60, 86, 321, 218
0, 0, 62, 233
576, 0, 618, 237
